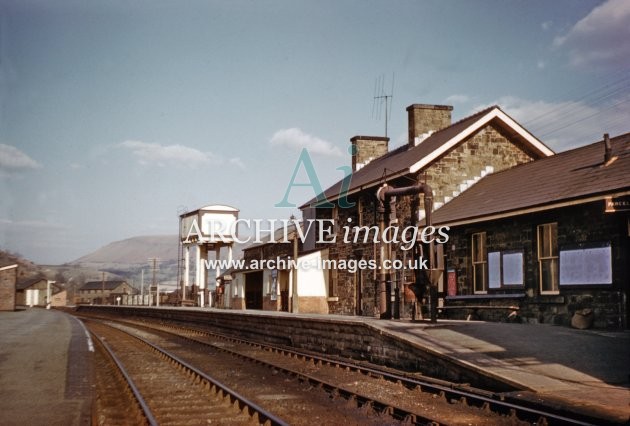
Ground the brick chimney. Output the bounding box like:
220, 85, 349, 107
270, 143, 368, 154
407, 104, 453, 147
350, 136, 389, 172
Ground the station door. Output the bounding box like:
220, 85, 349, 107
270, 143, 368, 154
245, 271, 263, 310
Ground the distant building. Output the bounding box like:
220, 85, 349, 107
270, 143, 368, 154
78, 280, 136, 305
16, 277, 67, 307
0, 264, 18, 311
431, 132, 630, 328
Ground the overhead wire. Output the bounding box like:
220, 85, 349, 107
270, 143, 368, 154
540, 96, 630, 138
524, 71, 630, 127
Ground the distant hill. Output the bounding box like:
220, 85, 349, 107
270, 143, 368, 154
0, 250, 43, 280
69, 235, 245, 285
71, 235, 179, 266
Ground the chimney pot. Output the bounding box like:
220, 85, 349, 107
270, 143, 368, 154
604, 133, 612, 163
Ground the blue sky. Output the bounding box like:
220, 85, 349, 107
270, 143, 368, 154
1, 0, 629, 264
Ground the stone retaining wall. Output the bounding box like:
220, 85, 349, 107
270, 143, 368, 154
78, 305, 519, 392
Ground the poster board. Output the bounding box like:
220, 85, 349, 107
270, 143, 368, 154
447, 269, 457, 296
560, 244, 612, 285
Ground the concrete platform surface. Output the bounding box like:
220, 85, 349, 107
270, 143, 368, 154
0, 308, 93, 426
372, 319, 630, 423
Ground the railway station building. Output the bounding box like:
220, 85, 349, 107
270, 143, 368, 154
207, 103, 628, 329
430, 132, 630, 329
297, 103, 554, 317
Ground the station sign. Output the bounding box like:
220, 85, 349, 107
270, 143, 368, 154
605, 195, 630, 213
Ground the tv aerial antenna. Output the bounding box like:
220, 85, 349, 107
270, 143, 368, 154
372, 73, 395, 138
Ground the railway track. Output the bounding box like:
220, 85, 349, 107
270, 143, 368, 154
87, 320, 287, 425
79, 313, 599, 425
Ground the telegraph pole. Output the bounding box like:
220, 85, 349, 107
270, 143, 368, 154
148, 258, 159, 306
140, 269, 144, 305
101, 272, 106, 305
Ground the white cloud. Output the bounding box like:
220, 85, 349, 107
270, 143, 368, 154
269, 128, 343, 157
119, 140, 218, 168
541, 20, 553, 31
444, 94, 470, 104
553, 0, 630, 69
473, 94, 630, 150
537, 60, 546, 70
229, 157, 246, 169
0, 144, 40, 173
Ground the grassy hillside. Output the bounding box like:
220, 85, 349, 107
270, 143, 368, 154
0, 250, 42, 280
71, 235, 179, 265
68, 235, 245, 287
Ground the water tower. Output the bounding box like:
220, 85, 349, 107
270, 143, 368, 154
179, 204, 239, 307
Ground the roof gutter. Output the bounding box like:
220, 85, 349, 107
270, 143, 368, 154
432, 189, 630, 228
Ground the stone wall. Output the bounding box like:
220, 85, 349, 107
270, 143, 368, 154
0, 266, 17, 311
81, 305, 519, 392
407, 104, 452, 144
316, 123, 538, 317
350, 136, 389, 171
425, 124, 534, 207
443, 201, 629, 329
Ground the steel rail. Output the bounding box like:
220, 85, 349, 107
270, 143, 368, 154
90, 329, 159, 426
87, 319, 289, 426
126, 318, 599, 426
97, 318, 441, 425
77, 312, 602, 425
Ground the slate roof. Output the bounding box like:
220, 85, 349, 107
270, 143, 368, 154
300, 106, 553, 209
430, 132, 630, 225
80, 280, 129, 291
16, 277, 47, 290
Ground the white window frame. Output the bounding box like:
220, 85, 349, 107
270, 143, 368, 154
472, 232, 487, 294
537, 223, 559, 295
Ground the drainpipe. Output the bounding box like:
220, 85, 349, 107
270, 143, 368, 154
377, 182, 434, 320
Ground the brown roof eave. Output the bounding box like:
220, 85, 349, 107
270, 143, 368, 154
299, 168, 413, 209
432, 188, 630, 227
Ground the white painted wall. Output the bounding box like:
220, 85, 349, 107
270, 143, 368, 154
262, 269, 272, 296
233, 273, 244, 298
297, 250, 328, 297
